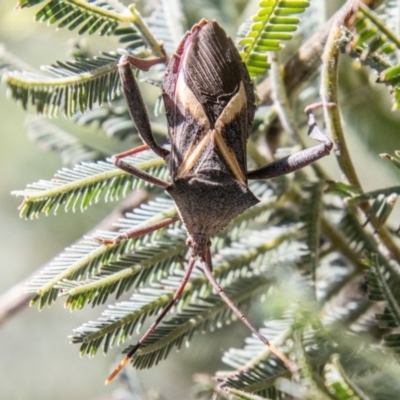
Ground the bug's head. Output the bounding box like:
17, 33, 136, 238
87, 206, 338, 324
186, 233, 211, 258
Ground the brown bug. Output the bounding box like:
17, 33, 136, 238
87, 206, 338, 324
100, 19, 333, 383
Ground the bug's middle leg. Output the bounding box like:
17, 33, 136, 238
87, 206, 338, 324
247, 104, 334, 180
109, 143, 170, 188
96, 215, 180, 246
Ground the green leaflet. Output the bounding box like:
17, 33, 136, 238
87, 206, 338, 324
4, 54, 122, 117
324, 355, 370, 400
345, 4, 400, 109
12, 150, 168, 218
365, 253, 400, 361
238, 0, 309, 77
71, 229, 303, 361
18, 0, 136, 34
26, 117, 106, 166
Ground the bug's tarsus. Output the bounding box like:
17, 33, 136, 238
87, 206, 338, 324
305, 102, 335, 149
105, 256, 197, 384
120, 46, 168, 72
304, 101, 336, 114
96, 216, 180, 246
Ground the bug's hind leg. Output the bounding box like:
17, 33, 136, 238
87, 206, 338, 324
201, 249, 297, 373
105, 256, 196, 384
247, 103, 334, 180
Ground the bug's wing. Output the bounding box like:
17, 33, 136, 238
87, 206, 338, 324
163, 20, 255, 183
183, 22, 244, 126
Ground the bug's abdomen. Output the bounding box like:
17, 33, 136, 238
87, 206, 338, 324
166, 171, 259, 238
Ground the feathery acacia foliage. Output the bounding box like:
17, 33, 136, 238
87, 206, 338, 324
12, 150, 168, 218
25, 116, 106, 165
341, 2, 400, 109
4, 53, 123, 117
3, 0, 157, 117
238, 0, 310, 77
2, 0, 400, 399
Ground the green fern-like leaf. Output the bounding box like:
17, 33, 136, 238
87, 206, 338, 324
364, 253, 400, 360
3, 53, 124, 117
27, 198, 179, 309
328, 182, 399, 231
72, 104, 135, 140
338, 212, 379, 256
324, 355, 370, 400
365, 254, 400, 329
70, 229, 303, 359
26, 117, 105, 165
238, 0, 310, 77
26, 181, 282, 309
299, 182, 322, 289
126, 278, 272, 370
355, 3, 400, 58
145, 0, 186, 56
17, 0, 136, 36
220, 318, 292, 392
62, 231, 187, 310
12, 150, 168, 219
113, 26, 147, 51
72, 101, 168, 141
59, 192, 280, 310
342, 5, 400, 109
286, 332, 333, 399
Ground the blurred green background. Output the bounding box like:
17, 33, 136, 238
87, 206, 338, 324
0, 0, 399, 399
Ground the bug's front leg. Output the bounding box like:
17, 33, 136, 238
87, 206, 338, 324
118, 54, 169, 160
247, 104, 334, 180
115, 51, 172, 187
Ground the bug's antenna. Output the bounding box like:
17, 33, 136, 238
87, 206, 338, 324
201, 249, 297, 373
105, 256, 197, 384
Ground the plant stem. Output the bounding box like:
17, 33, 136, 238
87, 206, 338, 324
128, 5, 166, 59
359, 3, 400, 48
320, 1, 361, 188
320, 0, 400, 263
257, 0, 385, 106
